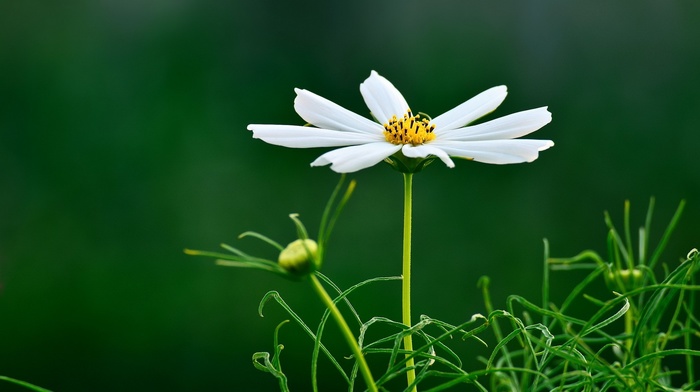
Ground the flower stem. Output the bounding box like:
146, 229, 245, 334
309, 273, 378, 392
402, 172, 417, 391
624, 306, 634, 355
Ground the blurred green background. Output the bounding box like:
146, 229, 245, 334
1, 1, 699, 391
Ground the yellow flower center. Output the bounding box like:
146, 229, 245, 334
383, 110, 436, 145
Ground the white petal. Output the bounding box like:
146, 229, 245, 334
294, 88, 383, 134
401, 144, 455, 168
430, 139, 554, 164
310, 142, 401, 173
438, 107, 552, 141
431, 86, 508, 131
359, 71, 410, 124
248, 124, 380, 148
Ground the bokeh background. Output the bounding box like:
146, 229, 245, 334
2, 1, 699, 391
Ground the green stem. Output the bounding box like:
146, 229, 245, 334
0, 376, 52, 392
402, 172, 417, 391
624, 307, 634, 357
309, 273, 378, 392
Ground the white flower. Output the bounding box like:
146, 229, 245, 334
248, 71, 553, 173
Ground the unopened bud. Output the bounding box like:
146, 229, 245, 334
278, 239, 319, 275
606, 268, 643, 291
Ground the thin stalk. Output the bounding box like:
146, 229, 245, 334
0, 376, 52, 392
623, 200, 634, 270
542, 239, 550, 327
685, 259, 697, 386
624, 308, 634, 357
402, 172, 417, 391
309, 274, 378, 392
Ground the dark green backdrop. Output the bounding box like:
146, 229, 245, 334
2, 1, 699, 391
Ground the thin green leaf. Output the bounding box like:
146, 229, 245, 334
272, 320, 289, 369
578, 295, 630, 338
322, 179, 356, 249
238, 231, 284, 252
0, 376, 52, 392
559, 264, 607, 315
633, 256, 700, 352
214, 259, 289, 276
257, 290, 350, 384
315, 272, 367, 326
604, 211, 629, 266
288, 213, 309, 241
640, 197, 656, 266
318, 174, 346, 250
252, 320, 290, 391
310, 275, 400, 391
420, 370, 489, 392
219, 242, 252, 258
375, 315, 493, 388
647, 199, 685, 271
185, 248, 289, 276
252, 351, 289, 392
623, 200, 635, 270
542, 239, 551, 327
186, 247, 274, 266
625, 348, 700, 369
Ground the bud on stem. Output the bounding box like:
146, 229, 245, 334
278, 239, 319, 275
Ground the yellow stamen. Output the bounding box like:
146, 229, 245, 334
383, 109, 436, 145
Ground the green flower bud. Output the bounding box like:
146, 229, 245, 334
278, 239, 319, 275
606, 268, 643, 291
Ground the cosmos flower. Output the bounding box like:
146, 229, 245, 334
248, 71, 553, 173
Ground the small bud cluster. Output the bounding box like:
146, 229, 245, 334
606, 268, 644, 291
